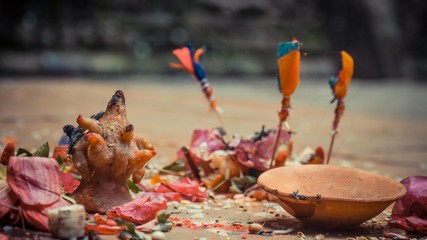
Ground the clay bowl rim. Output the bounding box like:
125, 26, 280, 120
258, 165, 407, 203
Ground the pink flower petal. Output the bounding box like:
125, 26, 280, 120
7, 157, 62, 206
0, 179, 18, 218
391, 176, 427, 234
20, 198, 70, 231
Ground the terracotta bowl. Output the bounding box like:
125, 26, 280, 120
258, 165, 406, 229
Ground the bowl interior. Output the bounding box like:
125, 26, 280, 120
258, 165, 406, 202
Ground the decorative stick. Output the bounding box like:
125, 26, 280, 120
170, 44, 227, 135
269, 39, 301, 168
326, 51, 354, 164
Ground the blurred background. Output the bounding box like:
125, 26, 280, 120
0, 0, 426, 79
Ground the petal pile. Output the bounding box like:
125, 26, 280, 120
177, 128, 226, 165
234, 129, 290, 171
189, 129, 226, 154
174, 127, 291, 194
6, 156, 70, 231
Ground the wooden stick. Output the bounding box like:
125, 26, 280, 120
213, 108, 229, 141
270, 96, 291, 168
326, 130, 338, 164
269, 119, 284, 169
181, 147, 201, 181
326, 100, 345, 164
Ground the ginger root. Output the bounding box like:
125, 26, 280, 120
63, 90, 156, 213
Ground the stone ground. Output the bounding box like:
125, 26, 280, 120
1, 76, 426, 239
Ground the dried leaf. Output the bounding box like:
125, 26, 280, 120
163, 159, 186, 172
56, 155, 65, 171
16, 148, 32, 157
156, 210, 171, 224
7, 157, 62, 206
128, 179, 142, 193
106, 196, 167, 225
115, 218, 141, 239
0, 164, 6, 180
32, 142, 49, 157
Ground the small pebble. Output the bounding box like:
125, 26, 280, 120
272, 229, 293, 235
233, 194, 245, 199
151, 231, 165, 240
187, 209, 203, 214
248, 223, 263, 233
314, 234, 325, 240
356, 237, 368, 240
297, 232, 307, 240
189, 204, 202, 209
178, 206, 188, 211
201, 205, 211, 210
383, 228, 409, 240
232, 221, 243, 227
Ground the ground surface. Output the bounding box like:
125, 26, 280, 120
1, 76, 426, 239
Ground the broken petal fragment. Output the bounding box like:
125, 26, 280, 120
60, 172, 80, 194
106, 196, 167, 225
156, 177, 208, 202
85, 224, 124, 235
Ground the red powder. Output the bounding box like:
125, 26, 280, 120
170, 217, 249, 232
